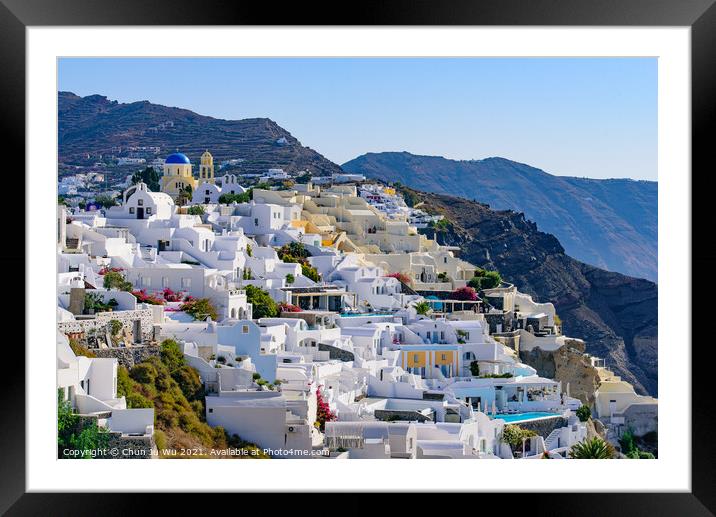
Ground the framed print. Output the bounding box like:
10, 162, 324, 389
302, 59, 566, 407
2, 0, 713, 513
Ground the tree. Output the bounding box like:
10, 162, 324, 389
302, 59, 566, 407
575, 404, 591, 422
94, 194, 117, 208
187, 205, 205, 215
569, 437, 616, 459
219, 191, 251, 204
414, 300, 431, 315
103, 270, 133, 291
176, 184, 193, 206
131, 167, 161, 191
467, 276, 482, 290
481, 270, 502, 289
469, 360, 480, 377
501, 424, 538, 451
296, 172, 312, 183
301, 263, 321, 282
285, 273, 295, 285
180, 297, 218, 321
430, 217, 450, 244
245, 285, 279, 318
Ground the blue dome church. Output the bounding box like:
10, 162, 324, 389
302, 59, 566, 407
160, 152, 197, 202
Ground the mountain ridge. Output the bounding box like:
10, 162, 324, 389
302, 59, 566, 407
58, 91, 343, 176
343, 151, 657, 281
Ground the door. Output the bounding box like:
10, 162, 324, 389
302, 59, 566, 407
137, 207, 144, 219
133, 320, 142, 343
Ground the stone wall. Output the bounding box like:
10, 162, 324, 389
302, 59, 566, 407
94, 345, 161, 369
58, 308, 155, 346
519, 344, 600, 405
318, 343, 355, 362
518, 416, 568, 438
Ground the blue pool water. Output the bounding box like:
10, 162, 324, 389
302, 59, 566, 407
490, 412, 560, 423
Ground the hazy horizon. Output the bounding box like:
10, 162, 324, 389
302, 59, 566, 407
59, 57, 657, 181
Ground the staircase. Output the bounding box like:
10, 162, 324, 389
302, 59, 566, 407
398, 280, 419, 296
544, 428, 561, 451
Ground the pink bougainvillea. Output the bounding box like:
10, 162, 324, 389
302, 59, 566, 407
450, 286, 478, 301
131, 289, 166, 305
98, 266, 124, 275
315, 385, 337, 431
278, 302, 302, 313
385, 272, 412, 285
161, 287, 187, 302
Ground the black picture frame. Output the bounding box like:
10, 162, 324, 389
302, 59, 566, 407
2, 0, 712, 513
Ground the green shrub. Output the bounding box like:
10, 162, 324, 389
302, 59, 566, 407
108, 319, 123, 336
414, 300, 431, 316
569, 437, 616, 459
301, 263, 320, 282
469, 361, 480, 377
154, 429, 168, 450
501, 424, 537, 450
130, 363, 158, 385
181, 297, 219, 321
285, 273, 295, 284
575, 404, 591, 422
103, 270, 133, 291
187, 205, 205, 215
160, 339, 185, 372
252, 373, 262, 380
126, 392, 153, 408
172, 365, 204, 402
481, 271, 502, 289
468, 276, 482, 290
245, 285, 279, 318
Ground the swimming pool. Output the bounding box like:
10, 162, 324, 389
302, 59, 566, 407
490, 412, 560, 424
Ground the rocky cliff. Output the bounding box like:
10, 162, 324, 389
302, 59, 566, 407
408, 188, 658, 396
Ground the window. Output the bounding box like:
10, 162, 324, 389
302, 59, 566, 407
181, 277, 191, 289
129, 207, 135, 214
242, 325, 249, 334
441, 353, 447, 361
146, 207, 152, 215
254, 218, 259, 226
413, 354, 419, 362
162, 277, 169, 288
141, 276, 151, 287
137, 199, 144, 206
208, 408, 213, 413
444, 257, 447, 263
206, 190, 210, 194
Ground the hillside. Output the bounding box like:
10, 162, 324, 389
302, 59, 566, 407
343, 152, 657, 282
407, 188, 658, 396
58, 91, 343, 176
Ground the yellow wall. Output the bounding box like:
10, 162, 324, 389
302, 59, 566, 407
434, 350, 455, 365
406, 351, 427, 368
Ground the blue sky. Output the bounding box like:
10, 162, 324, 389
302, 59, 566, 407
58, 57, 657, 180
